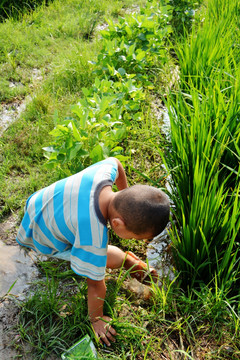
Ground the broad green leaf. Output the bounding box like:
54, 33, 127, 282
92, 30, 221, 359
68, 143, 82, 160
118, 67, 126, 76
138, 33, 147, 41
49, 125, 69, 136
42, 146, 56, 153
90, 144, 104, 162
71, 122, 82, 141
136, 51, 146, 61
81, 88, 90, 97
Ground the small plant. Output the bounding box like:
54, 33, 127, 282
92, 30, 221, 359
43, 76, 146, 175
0, 0, 52, 21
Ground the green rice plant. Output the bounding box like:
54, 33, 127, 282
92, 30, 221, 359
207, 0, 240, 22
175, 0, 239, 93
159, 0, 240, 292
161, 84, 240, 290
151, 275, 180, 319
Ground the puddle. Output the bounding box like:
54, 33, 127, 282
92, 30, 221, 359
147, 226, 175, 281
127, 226, 175, 299
0, 227, 39, 359
161, 106, 171, 140
0, 101, 26, 135
0, 213, 39, 299
0, 214, 55, 359
0, 241, 38, 299
0, 68, 42, 136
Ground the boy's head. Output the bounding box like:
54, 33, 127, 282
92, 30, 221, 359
110, 185, 170, 240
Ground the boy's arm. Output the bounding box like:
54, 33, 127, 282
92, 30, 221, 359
87, 278, 117, 346
114, 158, 128, 190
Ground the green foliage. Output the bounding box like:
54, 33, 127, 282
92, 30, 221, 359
166, 0, 203, 35
0, 0, 52, 21
0, 0, 145, 214
1, 0, 239, 356
93, 2, 172, 84
17, 262, 91, 359
175, 0, 240, 189
161, 0, 240, 291
44, 0, 172, 175
17, 261, 240, 359
43, 77, 146, 175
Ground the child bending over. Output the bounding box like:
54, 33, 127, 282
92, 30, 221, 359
16, 157, 169, 346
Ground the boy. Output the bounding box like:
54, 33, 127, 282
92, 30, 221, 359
16, 157, 170, 346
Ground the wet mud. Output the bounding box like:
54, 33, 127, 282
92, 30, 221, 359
0, 214, 39, 359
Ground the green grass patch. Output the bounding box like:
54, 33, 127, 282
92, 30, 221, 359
15, 258, 240, 359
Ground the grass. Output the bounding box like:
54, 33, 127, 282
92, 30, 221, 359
0, 0, 239, 359
14, 258, 240, 359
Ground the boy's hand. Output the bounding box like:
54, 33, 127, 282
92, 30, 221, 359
92, 316, 117, 346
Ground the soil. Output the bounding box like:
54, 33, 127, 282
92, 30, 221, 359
0, 213, 19, 246
0, 298, 21, 360
0, 213, 38, 359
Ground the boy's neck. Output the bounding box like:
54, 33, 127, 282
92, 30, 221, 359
98, 186, 116, 222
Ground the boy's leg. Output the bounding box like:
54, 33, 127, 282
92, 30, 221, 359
106, 245, 146, 271
106, 245, 159, 283
106, 245, 127, 269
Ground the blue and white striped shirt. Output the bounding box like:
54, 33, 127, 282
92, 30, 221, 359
16, 158, 119, 280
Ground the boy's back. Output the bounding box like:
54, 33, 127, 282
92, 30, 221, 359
16, 158, 119, 280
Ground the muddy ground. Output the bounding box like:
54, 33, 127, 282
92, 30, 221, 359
0, 213, 61, 359
0, 214, 40, 360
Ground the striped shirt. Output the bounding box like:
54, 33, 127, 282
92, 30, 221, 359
16, 158, 119, 281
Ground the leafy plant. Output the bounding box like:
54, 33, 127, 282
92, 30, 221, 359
44, 0, 173, 175
167, 0, 203, 36
93, 1, 172, 85
43, 77, 147, 175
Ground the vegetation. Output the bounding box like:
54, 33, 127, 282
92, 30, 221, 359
162, 0, 240, 292
0, 0, 239, 359
0, 0, 145, 217
43, 0, 172, 175
0, 0, 50, 21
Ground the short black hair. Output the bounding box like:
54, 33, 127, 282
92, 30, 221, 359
113, 185, 170, 237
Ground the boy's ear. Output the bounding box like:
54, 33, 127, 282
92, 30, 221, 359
111, 217, 125, 229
